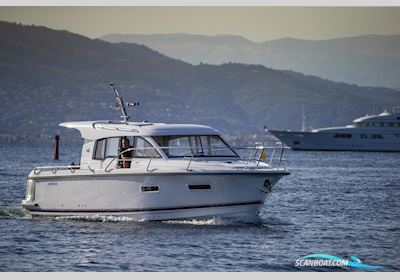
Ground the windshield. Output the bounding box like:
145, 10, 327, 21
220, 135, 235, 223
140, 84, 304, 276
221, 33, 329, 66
153, 135, 239, 158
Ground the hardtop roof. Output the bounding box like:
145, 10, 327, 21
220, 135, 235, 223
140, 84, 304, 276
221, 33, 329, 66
59, 121, 221, 140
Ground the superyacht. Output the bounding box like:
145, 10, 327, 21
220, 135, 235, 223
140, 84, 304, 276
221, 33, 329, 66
268, 108, 400, 152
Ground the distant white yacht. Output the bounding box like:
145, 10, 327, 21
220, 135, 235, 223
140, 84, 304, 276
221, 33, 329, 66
268, 108, 400, 152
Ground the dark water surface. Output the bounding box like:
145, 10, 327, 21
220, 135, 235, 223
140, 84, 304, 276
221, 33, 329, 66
0, 141, 399, 271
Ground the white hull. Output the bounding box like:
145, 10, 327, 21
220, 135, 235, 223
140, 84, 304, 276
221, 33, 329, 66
22, 87, 290, 223
22, 172, 287, 221
24, 203, 261, 223
269, 130, 400, 152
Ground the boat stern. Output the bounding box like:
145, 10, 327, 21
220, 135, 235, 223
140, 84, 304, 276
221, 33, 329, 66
268, 130, 306, 149
21, 178, 36, 210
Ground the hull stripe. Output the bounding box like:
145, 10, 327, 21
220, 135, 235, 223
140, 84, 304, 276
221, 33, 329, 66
26, 200, 263, 214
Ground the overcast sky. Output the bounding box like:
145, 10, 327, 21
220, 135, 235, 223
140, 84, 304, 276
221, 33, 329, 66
1, 6, 400, 41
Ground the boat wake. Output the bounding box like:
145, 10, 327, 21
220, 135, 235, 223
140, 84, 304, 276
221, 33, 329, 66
0, 205, 294, 227
162, 216, 294, 226
53, 215, 250, 225
54, 215, 136, 223
0, 205, 30, 219
0, 204, 294, 228
161, 216, 226, 225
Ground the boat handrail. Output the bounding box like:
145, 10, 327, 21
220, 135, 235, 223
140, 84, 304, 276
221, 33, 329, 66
269, 141, 285, 168
104, 147, 161, 172
32, 143, 287, 175
33, 165, 80, 175
104, 143, 287, 172
239, 141, 286, 169
104, 147, 235, 172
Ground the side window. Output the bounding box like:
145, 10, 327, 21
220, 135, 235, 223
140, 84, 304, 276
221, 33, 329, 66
134, 137, 160, 158
94, 137, 121, 160
94, 139, 106, 160
105, 137, 120, 158
167, 136, 192, 157
209, 135, 233, 156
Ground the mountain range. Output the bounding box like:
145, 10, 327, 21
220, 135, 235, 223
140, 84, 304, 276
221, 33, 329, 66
100, 33, 400, 89
0, 21, 399, 145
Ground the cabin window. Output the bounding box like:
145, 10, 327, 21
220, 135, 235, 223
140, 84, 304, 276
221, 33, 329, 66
94, 137, 121, 160
372, 134, 383, 139
153, 135, 238, 158
95, 136, 160, 161
94, 139, 106, 160
208, 135, 237, 156
333, 134, 352, 139
105, 137, 120, 157
360, 134, 383, 139
133, 137, 161, 158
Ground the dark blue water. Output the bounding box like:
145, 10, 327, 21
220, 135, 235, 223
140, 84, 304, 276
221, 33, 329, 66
0, 141, 399, 271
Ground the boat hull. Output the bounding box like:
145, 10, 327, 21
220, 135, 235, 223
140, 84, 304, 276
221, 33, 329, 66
22, 172, 287, 222
269, 130, 400, 152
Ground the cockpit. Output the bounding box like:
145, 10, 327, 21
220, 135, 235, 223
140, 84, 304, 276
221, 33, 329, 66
91, 134, 239, 168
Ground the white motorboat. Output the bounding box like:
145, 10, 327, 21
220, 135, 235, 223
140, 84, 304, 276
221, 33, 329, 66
268, 108, 400, 152
21, 84, 289, 222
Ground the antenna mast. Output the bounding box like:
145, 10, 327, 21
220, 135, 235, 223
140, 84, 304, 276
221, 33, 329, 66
301, 103, 306, 132
109, 82, 139, 122
372, 95, 376, 115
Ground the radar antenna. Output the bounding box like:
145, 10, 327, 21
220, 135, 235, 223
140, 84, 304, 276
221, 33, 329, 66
109, 82, 139, 122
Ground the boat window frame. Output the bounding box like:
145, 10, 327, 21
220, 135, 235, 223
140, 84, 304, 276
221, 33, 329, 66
152, 135, 239, 158
93, 137, 122, 160
93, 136, 161, 160
105, 137, 121, 158
93, 138, 107, 160
132, 136, 162, 159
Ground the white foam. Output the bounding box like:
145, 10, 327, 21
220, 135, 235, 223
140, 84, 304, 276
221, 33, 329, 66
162, 216, 225, 225
0, 206, 30, 219
54, 215, 136, 222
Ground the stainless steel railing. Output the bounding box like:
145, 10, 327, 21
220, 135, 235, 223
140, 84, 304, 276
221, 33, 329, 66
104, 142, 287, 172
32, 142, 287, 175
33, 165, 80, 175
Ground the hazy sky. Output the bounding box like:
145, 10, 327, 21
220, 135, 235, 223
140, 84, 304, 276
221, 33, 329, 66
1, 6, 400, 41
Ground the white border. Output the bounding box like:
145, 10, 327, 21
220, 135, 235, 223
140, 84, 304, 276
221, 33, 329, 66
1, 1, 400, 7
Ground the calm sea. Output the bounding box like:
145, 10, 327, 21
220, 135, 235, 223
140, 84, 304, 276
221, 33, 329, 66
0, 140, 399, 271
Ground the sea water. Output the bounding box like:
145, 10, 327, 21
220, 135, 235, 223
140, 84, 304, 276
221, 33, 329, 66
0, 141, 399, 271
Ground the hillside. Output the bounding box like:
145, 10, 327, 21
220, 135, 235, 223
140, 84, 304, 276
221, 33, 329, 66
100, 33, 400, 89
1, 21, 400, 143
